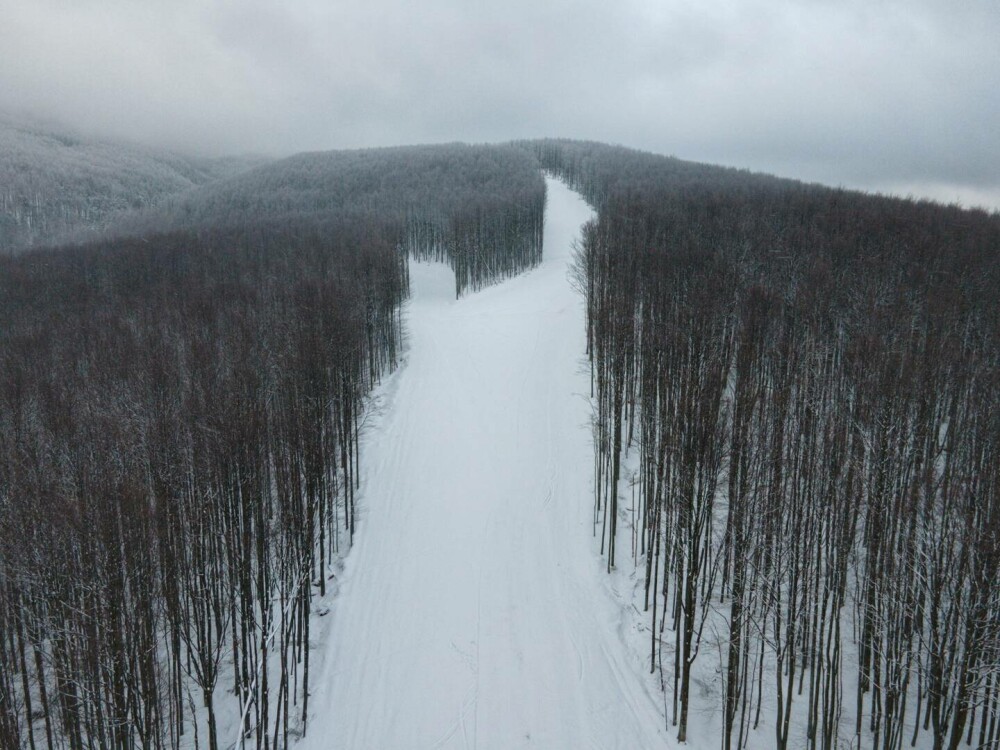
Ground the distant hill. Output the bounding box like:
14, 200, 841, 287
0, 113, 269, 253
122, 143, 542, 233
116, 142, 546, 295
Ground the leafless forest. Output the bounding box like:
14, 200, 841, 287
0, 144, 544, 750
1, 137, 998, 749
535, 140, 1000, 749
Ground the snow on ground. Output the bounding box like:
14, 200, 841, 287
298, 178, 671, 750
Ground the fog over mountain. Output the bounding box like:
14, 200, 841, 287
1, 0, 997, 208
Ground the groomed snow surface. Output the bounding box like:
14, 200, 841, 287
300, 179, 671, 749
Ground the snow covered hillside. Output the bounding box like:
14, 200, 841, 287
0, 113, 266, 252
299, 178, 670, 749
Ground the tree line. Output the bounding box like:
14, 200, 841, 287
533, 139, 1000, 750
0, 144, 544, 749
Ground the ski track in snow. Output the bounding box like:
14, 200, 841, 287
300, 179, 670, 750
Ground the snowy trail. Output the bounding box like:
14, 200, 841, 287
301, 179, 669, 749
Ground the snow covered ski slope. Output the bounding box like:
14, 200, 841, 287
301, 178, 669, 749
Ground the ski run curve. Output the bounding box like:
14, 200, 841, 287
301, 178, 670, 749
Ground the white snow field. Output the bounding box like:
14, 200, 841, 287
299, 178, 671, 750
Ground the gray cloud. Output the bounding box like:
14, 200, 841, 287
1, 0, 997, 209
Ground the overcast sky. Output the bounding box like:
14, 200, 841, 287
2, 0, 998, 209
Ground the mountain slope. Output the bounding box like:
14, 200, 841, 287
0, 113, 267, 252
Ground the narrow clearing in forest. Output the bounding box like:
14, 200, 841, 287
300, 179, 669, 749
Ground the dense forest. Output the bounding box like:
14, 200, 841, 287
0, 143, 544, 749
117, 143, 545, 297
534, 139, 1000, 749
1, 134, 997, 749
0, 114, 267, 254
